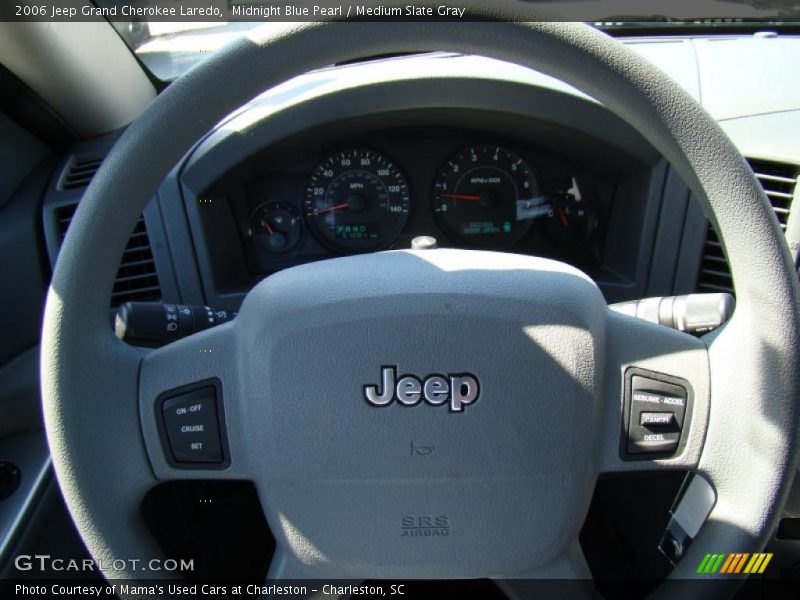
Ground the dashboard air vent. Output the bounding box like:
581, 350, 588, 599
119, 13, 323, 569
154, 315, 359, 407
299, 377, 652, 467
59, 156, 103, 190
55, 203, 161, 306
696, 158, 800, 294
697, 226, 732, 293
748, 158, 798, 230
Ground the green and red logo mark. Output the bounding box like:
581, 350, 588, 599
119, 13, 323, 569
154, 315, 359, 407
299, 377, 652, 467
697, 552, 772, 575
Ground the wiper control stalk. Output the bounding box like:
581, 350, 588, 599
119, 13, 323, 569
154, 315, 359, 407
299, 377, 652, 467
114, 302, 237, 348
610, 293, 734, 335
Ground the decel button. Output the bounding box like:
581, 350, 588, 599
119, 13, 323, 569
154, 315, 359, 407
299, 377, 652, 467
161, 384, 224, 464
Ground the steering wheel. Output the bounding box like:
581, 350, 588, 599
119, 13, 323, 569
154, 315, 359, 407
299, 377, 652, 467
41, 17, 800, 598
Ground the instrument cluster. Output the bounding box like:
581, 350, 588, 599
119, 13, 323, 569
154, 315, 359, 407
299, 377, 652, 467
237, 138, 606, 275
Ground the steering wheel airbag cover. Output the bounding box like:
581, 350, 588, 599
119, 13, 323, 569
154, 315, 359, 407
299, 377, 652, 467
236, 250, 605, 577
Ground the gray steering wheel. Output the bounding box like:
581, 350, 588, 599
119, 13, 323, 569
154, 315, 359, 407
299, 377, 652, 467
41, 18, 800, 597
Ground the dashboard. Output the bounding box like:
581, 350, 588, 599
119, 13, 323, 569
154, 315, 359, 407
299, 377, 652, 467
41, 42, 800, 318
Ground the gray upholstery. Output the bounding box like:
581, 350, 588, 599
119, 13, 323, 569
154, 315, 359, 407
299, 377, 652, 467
41, 16, 800, 593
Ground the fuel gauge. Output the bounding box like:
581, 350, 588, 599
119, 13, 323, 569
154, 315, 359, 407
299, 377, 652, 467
249, 201, 302, 254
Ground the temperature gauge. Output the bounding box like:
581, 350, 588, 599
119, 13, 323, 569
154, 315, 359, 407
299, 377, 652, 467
544, 179, 596, 248
249, 201, 302, 254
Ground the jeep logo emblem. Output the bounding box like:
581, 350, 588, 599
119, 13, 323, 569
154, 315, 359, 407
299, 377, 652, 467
364, 366, 480, 412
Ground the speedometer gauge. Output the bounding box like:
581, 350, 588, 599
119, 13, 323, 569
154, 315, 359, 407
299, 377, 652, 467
303, 149, 410, 252
432, 145, 543, 247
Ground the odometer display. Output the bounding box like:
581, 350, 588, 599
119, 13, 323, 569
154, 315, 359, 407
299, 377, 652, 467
432, 145, 542, 247
303, 149, 410, 252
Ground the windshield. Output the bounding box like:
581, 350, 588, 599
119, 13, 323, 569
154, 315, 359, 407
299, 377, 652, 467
114, 22, 266, 80
109, 2, 800, 81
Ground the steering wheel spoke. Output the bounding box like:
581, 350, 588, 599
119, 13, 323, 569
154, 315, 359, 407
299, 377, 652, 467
597, 308, 710, 475
138, 322, 249, 480
493, 542, 594, 598
263, 549, 363, 599
267, 548, 335, 579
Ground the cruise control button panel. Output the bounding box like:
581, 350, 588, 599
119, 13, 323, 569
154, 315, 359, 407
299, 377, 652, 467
157, 380, 228, 468
623, 368, 692, 458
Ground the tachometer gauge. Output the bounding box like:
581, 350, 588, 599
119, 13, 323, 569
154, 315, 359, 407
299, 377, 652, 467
249, 201, 302, 254
432, 145, 543, 247
303, 149, 410, 252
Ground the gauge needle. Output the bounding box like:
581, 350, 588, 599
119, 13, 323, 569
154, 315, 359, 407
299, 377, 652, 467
314, 202, 349, 215
263, 221, 275, 235
558, 208, 570, 227
440, 193, 482, 201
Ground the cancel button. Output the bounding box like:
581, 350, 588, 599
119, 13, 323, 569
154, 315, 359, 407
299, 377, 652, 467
640, 412, 676, 427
